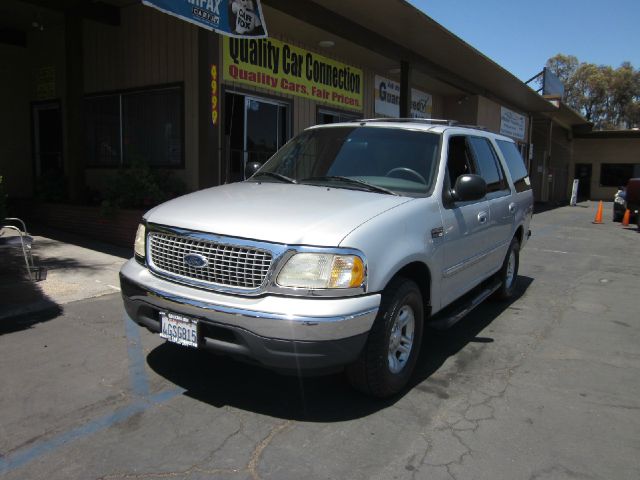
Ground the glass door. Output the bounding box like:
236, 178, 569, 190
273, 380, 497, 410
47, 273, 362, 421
223, 92, 289, 183
244, 96, 288, 168
33, 102, 63, 176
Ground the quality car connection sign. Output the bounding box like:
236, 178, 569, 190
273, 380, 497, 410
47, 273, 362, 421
143, 0, 268, 38
224, 37, 364, 111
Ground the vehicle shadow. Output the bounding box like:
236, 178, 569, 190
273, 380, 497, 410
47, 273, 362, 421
410, 276, 534, 392
0, 255, 62, 334
147, 276, 534, 422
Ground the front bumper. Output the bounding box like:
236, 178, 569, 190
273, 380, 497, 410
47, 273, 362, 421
119, 259, 380, 372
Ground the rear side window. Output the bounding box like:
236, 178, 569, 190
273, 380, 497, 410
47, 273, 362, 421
496, 140, 531, 192
468, 137, 508, 193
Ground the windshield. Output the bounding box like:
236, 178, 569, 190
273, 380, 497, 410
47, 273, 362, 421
249, 126, 441, 196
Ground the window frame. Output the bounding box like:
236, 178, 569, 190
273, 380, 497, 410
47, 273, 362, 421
441, 134, 486, 207
467, 135, 511, 198
84, 82, 185, 169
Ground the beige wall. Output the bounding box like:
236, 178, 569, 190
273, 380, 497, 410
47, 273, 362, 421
443, 95, 478, 125
0, 44, 32, 198
83, 4, 200, 191
572, 137, 640, 200
0, 24, 68, 199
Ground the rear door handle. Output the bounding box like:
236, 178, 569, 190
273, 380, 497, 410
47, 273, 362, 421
478, 211, 488, 224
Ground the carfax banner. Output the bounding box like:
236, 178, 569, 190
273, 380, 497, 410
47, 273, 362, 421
142, 0, 267, 38
223, 37, 364, 111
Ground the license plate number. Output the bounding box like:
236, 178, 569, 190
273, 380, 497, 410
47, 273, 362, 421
159, 312, 198, 348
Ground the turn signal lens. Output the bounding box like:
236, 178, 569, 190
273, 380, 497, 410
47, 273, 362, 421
134, 223, 146, 258
277, 253, 365, 289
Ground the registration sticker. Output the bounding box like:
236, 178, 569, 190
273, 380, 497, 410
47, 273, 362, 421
159, 312, 198, 348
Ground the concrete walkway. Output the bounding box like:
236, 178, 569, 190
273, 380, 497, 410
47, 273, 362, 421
0, 225, 129, 322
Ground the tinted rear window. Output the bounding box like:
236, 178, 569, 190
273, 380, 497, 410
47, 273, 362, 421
496, 140, 531, 192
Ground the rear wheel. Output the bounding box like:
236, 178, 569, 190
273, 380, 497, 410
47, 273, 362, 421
347, 278, 424, 398
493, 237, 520, 300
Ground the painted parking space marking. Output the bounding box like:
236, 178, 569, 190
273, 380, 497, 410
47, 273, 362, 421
124, 314, 151, 397
0, 314, 183, 475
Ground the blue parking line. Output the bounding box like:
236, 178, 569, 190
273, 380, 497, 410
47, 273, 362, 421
124, 314, 150, 397
0, 314, 183, 475
0, 389, 184, 475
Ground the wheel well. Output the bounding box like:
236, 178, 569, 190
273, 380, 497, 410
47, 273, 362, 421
390, 262, 431, 314
515, 226, 524, 245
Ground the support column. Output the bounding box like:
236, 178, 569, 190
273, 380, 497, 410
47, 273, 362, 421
64, 11, 84, 201
198, 29, 220, 189
399, 60, 411, 118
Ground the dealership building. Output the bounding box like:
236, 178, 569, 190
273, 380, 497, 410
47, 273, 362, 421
1, 0, 638, 241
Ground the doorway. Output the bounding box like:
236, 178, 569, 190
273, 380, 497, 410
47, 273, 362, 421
574, 163, 592, 201
32, 102, 63, 176
224, 92, 289, 182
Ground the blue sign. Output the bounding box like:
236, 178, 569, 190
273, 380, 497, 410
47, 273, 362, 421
142, 0, 268, 38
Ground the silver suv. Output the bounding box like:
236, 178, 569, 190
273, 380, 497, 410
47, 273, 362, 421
120, 119, 533, 397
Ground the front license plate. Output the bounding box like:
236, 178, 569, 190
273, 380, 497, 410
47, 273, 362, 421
159, 312, 198, 348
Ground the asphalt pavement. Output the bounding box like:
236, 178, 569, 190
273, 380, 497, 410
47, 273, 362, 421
1, 202, 639, 480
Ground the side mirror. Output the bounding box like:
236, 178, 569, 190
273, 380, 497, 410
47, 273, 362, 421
452, 174, 486, 202
244, 161, 263, 179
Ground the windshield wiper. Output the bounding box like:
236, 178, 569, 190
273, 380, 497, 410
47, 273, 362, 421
251, 172, 298, 184
301, 176, 398, 195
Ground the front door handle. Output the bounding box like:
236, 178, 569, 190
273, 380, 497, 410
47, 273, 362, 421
478, 211, 488, 224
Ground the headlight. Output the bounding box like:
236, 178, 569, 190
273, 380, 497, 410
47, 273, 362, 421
134, 223, 146, 258
277, 253, 365, 289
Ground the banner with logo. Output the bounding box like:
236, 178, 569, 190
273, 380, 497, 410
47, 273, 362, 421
410, 88, 432, 119
223, 37, 363, 111
142, 0, 268, 38
374, 75, 400, 117
374, 76, 432, 118
500, 106, 526, 140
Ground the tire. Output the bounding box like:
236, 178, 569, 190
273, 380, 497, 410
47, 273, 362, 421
493, 237, 520, 300
346, 277, 424, 398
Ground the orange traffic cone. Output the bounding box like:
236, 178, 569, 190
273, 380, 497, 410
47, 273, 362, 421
592, 201, 604, 224
621, 209, 631, 226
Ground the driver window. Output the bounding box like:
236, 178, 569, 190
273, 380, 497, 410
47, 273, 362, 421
447, 136, 475, 186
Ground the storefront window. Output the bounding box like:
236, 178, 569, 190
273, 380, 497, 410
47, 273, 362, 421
85, 85, 183, 167
317, 108, 359, 125
600, 163, 640, 187
85, 96, 120, 167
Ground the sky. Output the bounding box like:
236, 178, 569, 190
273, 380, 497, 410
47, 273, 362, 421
408, 0, 640, 81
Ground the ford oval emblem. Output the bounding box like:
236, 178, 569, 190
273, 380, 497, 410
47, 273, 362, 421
184, 253, 208, 269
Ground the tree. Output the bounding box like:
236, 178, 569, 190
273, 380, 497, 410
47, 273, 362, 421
545, 55, 640, 130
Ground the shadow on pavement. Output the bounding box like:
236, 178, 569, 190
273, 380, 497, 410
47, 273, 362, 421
410, 276, 534, 392
30, 224, 131, 260
147, 276, 533, 421
0, 256, 62, 334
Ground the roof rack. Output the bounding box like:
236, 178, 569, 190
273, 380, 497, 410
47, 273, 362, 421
352, 118, 459, 126
352, 118, 488, 130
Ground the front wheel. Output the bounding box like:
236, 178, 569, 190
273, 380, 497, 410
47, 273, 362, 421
346, 278, 424, 398
493, 237, 520, 300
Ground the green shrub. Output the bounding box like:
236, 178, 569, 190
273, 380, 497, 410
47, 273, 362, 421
101, 158, 187, 215
35, 172, 68, 202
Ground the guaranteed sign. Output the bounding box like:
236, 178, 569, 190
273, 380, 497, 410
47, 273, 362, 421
223, 37, 363, 111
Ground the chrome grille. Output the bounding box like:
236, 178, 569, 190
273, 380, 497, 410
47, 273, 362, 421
148, 232, 273, 289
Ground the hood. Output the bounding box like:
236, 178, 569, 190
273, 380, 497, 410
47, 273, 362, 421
145, 182, 413, 246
